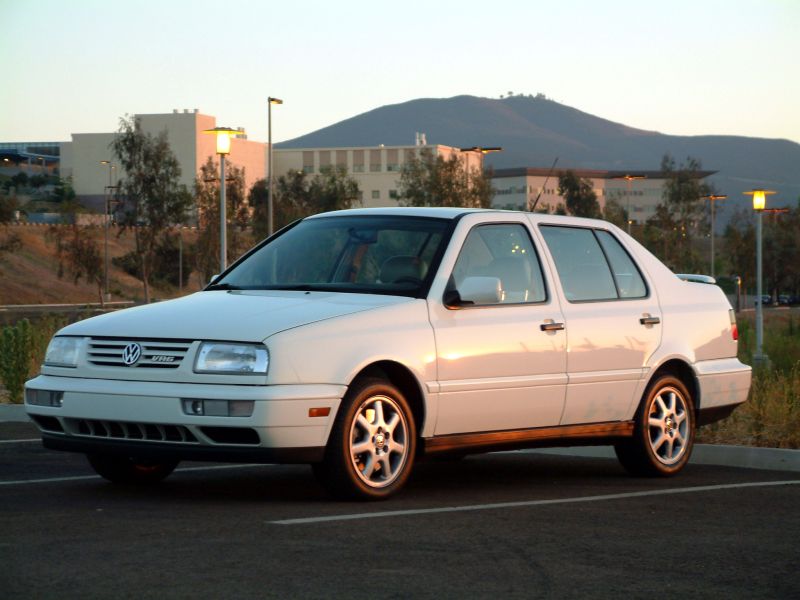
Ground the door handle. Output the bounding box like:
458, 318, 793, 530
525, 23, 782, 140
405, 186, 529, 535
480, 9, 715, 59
540, 321, 565, 332
639, 315, 661, 326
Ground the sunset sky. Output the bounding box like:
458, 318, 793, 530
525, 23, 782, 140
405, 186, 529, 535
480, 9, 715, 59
2, 0, 798, 145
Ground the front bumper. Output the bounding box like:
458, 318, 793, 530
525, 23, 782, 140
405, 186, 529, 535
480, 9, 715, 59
25, 375, 345, 462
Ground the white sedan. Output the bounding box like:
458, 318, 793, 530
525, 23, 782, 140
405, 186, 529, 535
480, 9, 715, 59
25, 208, 751, 499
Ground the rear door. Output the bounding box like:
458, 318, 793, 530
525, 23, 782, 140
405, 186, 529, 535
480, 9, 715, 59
535, 224, 662, 425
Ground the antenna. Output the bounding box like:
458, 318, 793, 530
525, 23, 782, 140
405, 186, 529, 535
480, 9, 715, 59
529, 157, 559, 212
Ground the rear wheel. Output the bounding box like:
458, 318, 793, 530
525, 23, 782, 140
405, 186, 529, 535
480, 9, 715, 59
313, 378, 416, 500
615, 375, 695, 476
87, 454, 179, 484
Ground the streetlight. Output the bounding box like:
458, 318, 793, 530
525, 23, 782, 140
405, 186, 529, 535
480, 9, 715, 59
204, 127, 243, 272
743, 188, 776, 365
612, 174, 647, 235
700, 194, 727, 278
99, 160, 116, 303
267, 97, 283, 236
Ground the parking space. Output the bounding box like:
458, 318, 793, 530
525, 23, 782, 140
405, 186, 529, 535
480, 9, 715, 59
2, 423, 799, 599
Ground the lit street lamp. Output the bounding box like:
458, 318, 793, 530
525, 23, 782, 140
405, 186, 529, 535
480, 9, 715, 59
700, 193, 727, 278
99, 160, 116, 302
744, 188, 776, 365
612, 174, 647, 235
204, 127, 243, 272
268, 97, 283, 236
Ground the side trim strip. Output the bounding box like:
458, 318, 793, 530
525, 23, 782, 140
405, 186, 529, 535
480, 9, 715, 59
424, 421, 634, 454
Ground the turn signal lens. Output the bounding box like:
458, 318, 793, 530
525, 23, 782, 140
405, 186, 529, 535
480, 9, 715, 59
308, 407, 331, 418
729, 309, 739, 341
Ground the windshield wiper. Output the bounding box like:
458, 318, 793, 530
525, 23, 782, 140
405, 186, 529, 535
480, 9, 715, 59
206, 282, 242, 291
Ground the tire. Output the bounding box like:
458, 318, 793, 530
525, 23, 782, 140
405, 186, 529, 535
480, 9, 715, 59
615, 375, 695, 477
87, 454, 179, 484
313, 378, 417, 500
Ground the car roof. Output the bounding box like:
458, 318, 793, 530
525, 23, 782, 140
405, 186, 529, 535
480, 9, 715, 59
306, 206, 618, 229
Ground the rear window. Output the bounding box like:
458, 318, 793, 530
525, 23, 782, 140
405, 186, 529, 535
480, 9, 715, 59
539, 226, 647, 302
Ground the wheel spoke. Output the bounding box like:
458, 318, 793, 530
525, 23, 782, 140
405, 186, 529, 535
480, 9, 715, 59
665, 437, 675, 459
655, 395, 668, 416
385, 412, 400, 433
665, 391, 676, 413
351, 439, 372, 455
378, 454, 393, 480
389, 440, 406, 456
675, 410, 687, 425
361, 453, 376, 478
374, 400, 386, 428
651, 432, 666, 452
649, 417, 664, 429
356, 413, 373, 433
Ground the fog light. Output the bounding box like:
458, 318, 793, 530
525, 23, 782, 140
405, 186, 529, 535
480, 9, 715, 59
181, 399, 254, 417
25, 389, 64, 407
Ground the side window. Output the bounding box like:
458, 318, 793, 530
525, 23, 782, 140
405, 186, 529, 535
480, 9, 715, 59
448, 223, 547, 305
539, 226, 617, 302
595, 230, 647, 298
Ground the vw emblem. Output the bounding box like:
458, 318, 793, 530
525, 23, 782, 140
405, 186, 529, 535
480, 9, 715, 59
122, 343, 142, 366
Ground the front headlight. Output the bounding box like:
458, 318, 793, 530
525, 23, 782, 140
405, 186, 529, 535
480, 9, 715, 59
44, 337, 84, 368
194, 343, 269, 374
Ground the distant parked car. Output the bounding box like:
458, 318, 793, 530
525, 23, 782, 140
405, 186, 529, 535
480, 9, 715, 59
761, 295, 773, 306
24, 208, 752, 499
777, 294, 791, 306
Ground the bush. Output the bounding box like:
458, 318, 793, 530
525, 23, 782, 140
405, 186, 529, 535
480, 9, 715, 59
0, 316, 70, 403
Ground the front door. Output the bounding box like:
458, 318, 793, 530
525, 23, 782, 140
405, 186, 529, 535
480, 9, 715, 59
428, 216, 568, 435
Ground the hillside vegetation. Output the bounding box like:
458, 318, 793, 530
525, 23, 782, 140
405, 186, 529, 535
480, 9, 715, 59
0, 224, 203, 305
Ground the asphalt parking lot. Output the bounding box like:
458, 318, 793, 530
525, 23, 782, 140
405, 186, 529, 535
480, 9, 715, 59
2, 421, 799, 599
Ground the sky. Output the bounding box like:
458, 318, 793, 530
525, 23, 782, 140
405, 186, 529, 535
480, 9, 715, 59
2, 0, 799, 145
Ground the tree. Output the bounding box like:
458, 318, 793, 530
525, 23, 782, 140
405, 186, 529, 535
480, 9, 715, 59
557, 170, 601, 218
269, 166, 361, 232
653, 154, 712, 272
193, 157, 251, 284
111, 115, 192, 302
398, 149, 494, 208
602, 198, 628, 229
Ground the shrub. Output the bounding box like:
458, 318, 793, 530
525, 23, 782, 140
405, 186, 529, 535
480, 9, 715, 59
0, 319, 35, 403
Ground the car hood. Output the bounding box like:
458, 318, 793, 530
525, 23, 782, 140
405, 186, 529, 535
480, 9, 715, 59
58, 291, 411, 342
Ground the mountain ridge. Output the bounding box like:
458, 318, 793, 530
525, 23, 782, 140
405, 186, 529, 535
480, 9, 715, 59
278, 95, 800, 217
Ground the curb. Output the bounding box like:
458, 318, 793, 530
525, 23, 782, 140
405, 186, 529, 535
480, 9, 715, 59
530, 445, 800, 473
2, 404, 799, 473
0, 404, 29, 423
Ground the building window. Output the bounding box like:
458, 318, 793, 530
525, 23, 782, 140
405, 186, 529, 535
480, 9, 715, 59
372, 190, 380, 199
387, 164, 400, 172
370, 164, 382, 172
353, 164, 365, 173
389, 189, 398, 199
303, 165, 314, 174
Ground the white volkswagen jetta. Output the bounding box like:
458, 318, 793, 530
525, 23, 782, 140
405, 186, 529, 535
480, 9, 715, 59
25, 208, 751, 499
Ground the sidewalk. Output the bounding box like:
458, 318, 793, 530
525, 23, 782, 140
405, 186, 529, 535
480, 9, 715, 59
3, 403, 799, 472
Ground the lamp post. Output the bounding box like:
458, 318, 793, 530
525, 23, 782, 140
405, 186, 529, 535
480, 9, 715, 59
612, 174, 647, 235
204, 127, 243, 272
744, 188, 776, 365
700, 194, 727, 278
267, 97, 283, 236
99, 160, 116, 302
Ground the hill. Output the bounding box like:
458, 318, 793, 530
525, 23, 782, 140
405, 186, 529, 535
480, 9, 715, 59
279, 95, 800, 217
0, 225, 203, 306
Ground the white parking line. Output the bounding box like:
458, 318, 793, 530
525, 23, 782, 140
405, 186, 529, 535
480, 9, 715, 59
270, 480, 800, 525
0, 464, 270, 487
0, 438, 40, 444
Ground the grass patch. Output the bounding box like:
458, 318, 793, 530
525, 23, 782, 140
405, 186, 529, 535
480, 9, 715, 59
698, 311, 800, 448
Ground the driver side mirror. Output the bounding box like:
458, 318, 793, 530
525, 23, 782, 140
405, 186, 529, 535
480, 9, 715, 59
445, 276, 502, 307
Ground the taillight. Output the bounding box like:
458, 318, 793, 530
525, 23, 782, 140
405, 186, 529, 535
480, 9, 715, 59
729, 309, 738, 341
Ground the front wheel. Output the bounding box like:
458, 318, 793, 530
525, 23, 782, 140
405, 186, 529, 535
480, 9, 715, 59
313, 378, 416, 500
87, 454, 179, 484
615, 375, 695, 477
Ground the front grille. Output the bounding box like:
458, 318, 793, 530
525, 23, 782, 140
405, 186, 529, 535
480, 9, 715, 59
87, 338, 192, 369
64, 418, 199, 443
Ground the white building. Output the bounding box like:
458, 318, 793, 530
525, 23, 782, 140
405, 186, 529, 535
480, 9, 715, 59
491, 168, 716, 223
274, 143, 486, 208
60, 110, 268, 210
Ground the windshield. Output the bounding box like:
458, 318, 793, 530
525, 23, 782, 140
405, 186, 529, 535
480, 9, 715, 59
210, 215, 451, 296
